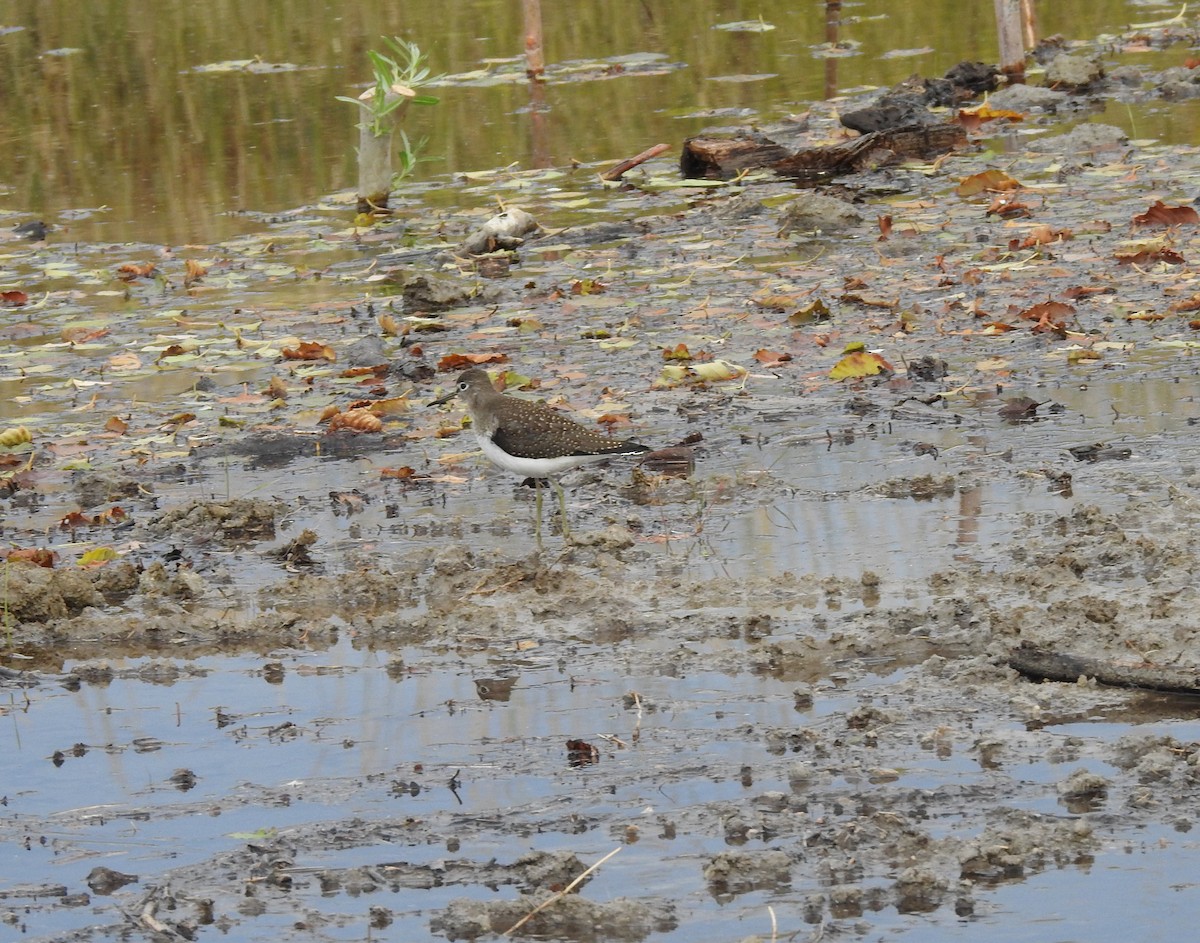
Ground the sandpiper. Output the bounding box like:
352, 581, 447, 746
428, 367, 650, 537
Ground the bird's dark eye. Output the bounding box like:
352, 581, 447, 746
458, 381, 469, 391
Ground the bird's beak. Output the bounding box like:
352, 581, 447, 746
427, 387, 457, 407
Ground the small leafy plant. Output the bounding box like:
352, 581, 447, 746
339, 37, 441, 211
337, 36, 440, 138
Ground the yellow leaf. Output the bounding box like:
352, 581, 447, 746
0, 426, 32, 448
79, 546, 119, 567
651, 364, 691, 389
829, 343, 894, 380
690, 359, 748, 382
652, 360, 748, 389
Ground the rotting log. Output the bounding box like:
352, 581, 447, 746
1008, 642, 1200, 696
680, 137, 790, 180
681, 126, 966, 181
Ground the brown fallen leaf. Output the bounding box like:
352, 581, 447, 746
840, 293, 898, 309
1017, 301, 1075, 336
62, 325, 109, 343
1009, 225, 1072, 249
566, 739, 600, 766
184, 258, 208, 287
4, 547, 56, 567
282, 341, 336, 362
93, 506, 128, 525
116, 262, 156, 280
595, 413, 634, 431
381, 465, 426, 480
999, 396, 1043, 422
955, 169, 1022, 197
327, 409, 383, 433
753, 349, 793, 367
752, 290, 808, 310
59, 510, 93, 529
1063, 284, 1116, 300
340, 365, 389, 379
638, 446, 695, 478
1131, 200, 1200, 227
437, 352, 507, 372
1115, 246, 1185, 265
986, 195, 1032, 218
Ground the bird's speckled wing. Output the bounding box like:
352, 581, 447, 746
491, 398, 648, 459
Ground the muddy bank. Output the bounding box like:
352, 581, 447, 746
5, 485, 1200, 939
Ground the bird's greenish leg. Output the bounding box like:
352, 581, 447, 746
553, 479, 570, 540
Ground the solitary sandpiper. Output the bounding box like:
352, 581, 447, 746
428, 367, 650, 537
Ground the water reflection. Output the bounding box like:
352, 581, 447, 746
0, 0, 1157, 245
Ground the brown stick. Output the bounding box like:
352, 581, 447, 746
1020, 0, 1038, 49
1008, 642, 1200, 696
523, 0, 545, 81
993, 0, 1026, 82
600, 143, 670, 181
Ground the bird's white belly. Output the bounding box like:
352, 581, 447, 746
476, 434, 604, 477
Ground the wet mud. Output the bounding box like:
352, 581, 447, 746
7, 31, 1200, 943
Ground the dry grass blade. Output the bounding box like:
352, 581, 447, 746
502, 847, 621, 937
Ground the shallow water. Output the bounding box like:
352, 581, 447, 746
6, 632, 1200, 941
0, 0, 1186, 245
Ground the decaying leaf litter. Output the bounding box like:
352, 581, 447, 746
5, 19, 1200, 943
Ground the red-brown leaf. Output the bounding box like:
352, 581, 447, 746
1132, 200, 1200, 227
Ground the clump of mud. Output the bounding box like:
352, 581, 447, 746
148, 497, 283, 543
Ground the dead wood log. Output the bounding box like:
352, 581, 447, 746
680, 136, 790, 179
681, 126, 966, 181
1007, 642, 1200, 696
